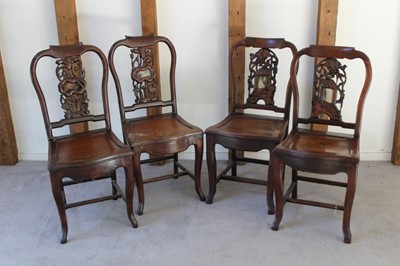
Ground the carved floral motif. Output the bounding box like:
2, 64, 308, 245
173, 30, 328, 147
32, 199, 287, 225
130, 47, 158, 104
311, 58, 347, 121
55, 56, 89, 119
247, 48, 278, 105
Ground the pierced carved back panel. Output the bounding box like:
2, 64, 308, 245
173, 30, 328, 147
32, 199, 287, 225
55, 56, 89, 119
130, 46, 158, 104
246, 48, 278, 106
311, 58, 347, 121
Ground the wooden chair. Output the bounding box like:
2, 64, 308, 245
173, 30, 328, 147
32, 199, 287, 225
108, 35, 205, 215
30, 43, 138, 243
205, 37, 297, 204
268, 45, 372, 243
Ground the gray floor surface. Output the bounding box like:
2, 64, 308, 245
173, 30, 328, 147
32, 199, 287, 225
0, 160, 399, 265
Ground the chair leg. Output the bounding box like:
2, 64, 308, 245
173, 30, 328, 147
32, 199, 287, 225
342, 166, 357, 244
271, 157, 285, 231
291, 169, 298, 199
124, 164, 138, 228
231, 149, 237, 176
206, 135, 217, 204
50, 174, 68, 244
266, 157, 275, 215
132, 154, 145, 215
111, 171, 118, 198
173, 153, 179, 177
194, 136, 205, 201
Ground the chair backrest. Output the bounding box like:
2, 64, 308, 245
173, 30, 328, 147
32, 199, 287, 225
290, 45, 372, 137
108, 35, 177, 123
30, 43, 111, 140
230, 37, 298, 120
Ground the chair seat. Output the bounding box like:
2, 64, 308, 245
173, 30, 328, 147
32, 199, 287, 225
206, 113, 288, 141
275, 128, 359, 163
49, 129, 132, 170
124, 114, 202, 146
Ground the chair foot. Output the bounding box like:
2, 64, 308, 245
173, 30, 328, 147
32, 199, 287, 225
136, 203, 144, 216
205, 193, 214, 204
60, 228, 68, 244
271, 224, 279, 231
343, 228, 352, 244
196, 189, 206, 202
271, 218, 280, 231
129, 213, 139, 228
267, 199, 275, 215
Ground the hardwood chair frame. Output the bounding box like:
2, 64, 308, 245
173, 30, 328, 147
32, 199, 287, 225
205, 37, 297, 204
108, 35, 205, 215
268, 45, 372, 243
30, 43, 138, 243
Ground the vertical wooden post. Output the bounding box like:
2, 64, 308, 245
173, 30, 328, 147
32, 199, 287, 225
392, 84, 400, 165
54, 0, 87, 133
316, 0, 338, 46
228, 0, 246, 112
140, 0, 161, 118
54, 0, 79, 45
312, 0, 338, 132
229, 0, 246, 159
0, 50, 18, 165
141, 0, 158, 37
140, 0, 163, 165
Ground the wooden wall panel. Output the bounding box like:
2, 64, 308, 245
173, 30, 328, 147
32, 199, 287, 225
0, 50, 18, 165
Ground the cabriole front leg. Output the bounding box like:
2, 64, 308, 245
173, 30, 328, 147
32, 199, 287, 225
271, 157, 285, 231
342, 166, 357, 244
266, 154, 275, 215
124, 165, 138, 228
194, 136, 205, 201
132, 154, 144, 215
50, 174, 68, 244
205, 135, 217, 204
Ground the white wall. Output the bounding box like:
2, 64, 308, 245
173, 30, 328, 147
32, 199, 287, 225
0, 0, 398, 161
